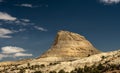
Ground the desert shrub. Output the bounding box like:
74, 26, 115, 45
49, 71, 57, 73
19, 69, 25, 73
91, 68, 100, 73
74, 68, 83, 73
58, 69, 66, 73
49, 62, 60, 66
88, 54, 91, 57
104, 60, 110, 64
70, 70, 76, 73
97, 63, 105, 70
77, 68, 83, 73
34, 70, 42, 73
41, 64, 45, 68
70, 64, 120, 73
101, 56, 106, 59
84, 65, 91, 72
27, 63, 30, 67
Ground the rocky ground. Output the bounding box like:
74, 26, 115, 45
0, 50, 119, 73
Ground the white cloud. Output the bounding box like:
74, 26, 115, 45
0, 12, 47, 35
16, 4, 35, 8
100, 0, 120, 4
21, 4, 33, 8
14, 52, 32, 57
18, 28, 26, 32
21, 19, 30, 22
0, 28, 13, 38
12, 28, 26, 33
0, 12, 31, 33
1, 46, 25, 54
0, 12, 31, 26
0, 12, 16, 21
14, 20, 30, 26
34, 26, 47, 31
0, 46, 33, 60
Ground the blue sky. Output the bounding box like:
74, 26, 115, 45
0, 0, 120, 61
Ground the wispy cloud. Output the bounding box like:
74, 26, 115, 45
100, 0, 120, 4
14, 52, 32, 57
34, 26, 47, 32
15, 4, 37, 8
0, 12, 16, 21
20, 4, 33, 8
0, 12, 30, 34
21, 19, 30, 22
0, 46, 33, 60
0, 12, 30, 25
1, 46, 25, 54
0, 12, 48, 35
0, 28, 14, 38
14, 20, 31, 26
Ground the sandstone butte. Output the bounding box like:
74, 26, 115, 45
40, 30, 100, 58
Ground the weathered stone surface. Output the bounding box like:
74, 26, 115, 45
40, 30, 100, 58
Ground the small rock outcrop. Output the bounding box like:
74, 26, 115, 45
40, 30, 100, 58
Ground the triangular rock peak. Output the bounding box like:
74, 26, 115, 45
40, 30, 100, 58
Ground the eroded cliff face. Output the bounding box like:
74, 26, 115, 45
40, 30, 100, 58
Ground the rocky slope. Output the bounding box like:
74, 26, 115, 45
40, 30, 100, 58
0, 50, 119, 73
34, 50, 120, 72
